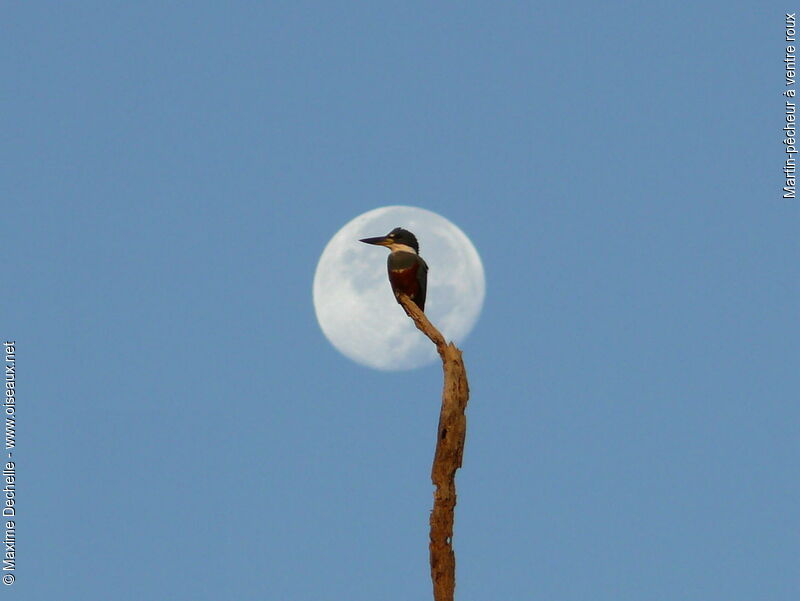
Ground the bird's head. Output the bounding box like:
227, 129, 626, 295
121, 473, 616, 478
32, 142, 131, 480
359, 227, 419, 254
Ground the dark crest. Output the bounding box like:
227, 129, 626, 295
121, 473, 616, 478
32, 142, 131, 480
387, 227, 419, 253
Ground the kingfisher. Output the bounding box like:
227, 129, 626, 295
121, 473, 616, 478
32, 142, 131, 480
359, 227, 429, 311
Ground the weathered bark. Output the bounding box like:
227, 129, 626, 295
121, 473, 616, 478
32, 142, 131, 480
396, 293, 470, 601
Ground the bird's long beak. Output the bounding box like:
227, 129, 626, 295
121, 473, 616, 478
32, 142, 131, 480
359, 236, 392, 247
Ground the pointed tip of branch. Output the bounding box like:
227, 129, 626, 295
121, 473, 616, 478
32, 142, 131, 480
396, 293, 448, 353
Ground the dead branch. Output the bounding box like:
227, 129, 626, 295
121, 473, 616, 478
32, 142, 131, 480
396, 293, 470, 601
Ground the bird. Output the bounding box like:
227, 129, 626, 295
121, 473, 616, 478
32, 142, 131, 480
359, 227, 429, 311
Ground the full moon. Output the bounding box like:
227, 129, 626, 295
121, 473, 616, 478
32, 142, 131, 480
313, 206, 485, 370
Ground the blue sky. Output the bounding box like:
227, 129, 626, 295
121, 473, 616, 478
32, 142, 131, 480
3, 3, 797, 600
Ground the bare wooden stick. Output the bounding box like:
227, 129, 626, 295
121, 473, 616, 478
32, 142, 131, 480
396, 293, 470, 601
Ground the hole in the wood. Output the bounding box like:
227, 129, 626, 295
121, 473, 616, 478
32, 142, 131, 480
441, 428, 447, 440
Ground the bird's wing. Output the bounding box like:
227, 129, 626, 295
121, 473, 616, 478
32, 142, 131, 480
416, 257, 429, 311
